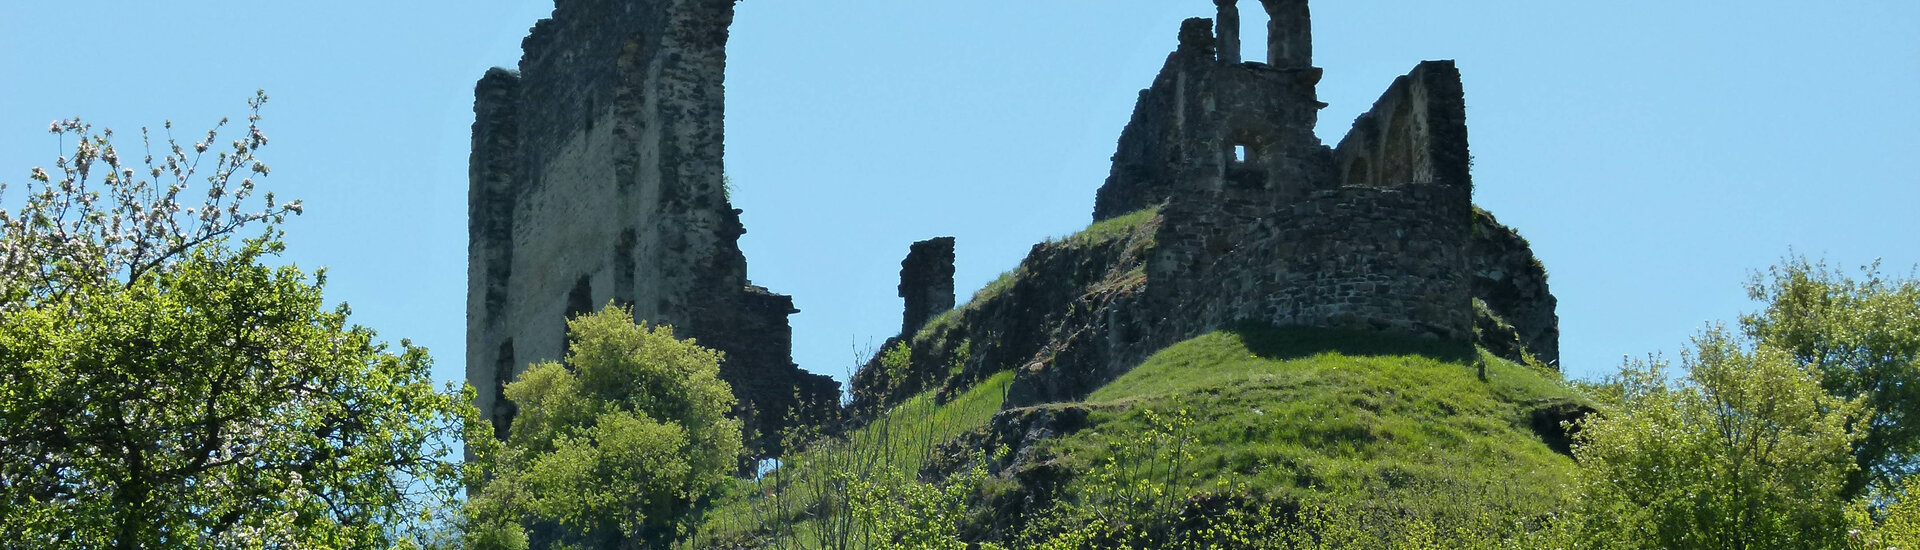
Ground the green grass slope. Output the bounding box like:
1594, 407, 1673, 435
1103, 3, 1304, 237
690, 372, 1014, 547
688, 325, 1586, 548
1034, 325, 1583, 537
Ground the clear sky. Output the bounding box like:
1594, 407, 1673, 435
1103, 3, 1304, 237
3, 1, 1916, 389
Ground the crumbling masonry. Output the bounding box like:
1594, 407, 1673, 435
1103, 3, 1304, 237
852, 0, 1558, 409
466, 0, 838, 458
466, 0, 1560, 447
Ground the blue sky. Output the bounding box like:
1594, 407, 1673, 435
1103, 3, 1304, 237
3, 1, 1916, 388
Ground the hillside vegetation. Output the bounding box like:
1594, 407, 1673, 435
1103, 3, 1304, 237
1044, 325, 1580, 531
481, 211, 1915, 550
684, 323, 1585, 548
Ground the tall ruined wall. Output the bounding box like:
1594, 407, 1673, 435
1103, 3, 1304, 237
468, 0, 837, 460
900, 237, 957, 335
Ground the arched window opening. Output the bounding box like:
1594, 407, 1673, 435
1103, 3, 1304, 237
1380, 100, 1415, 186
1244, 4, 1272, 64
1346, 157, 1371, 186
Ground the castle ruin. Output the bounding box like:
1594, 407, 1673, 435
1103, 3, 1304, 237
466, 0, 838, 457
850, 0, 1558, 409
468, 0, 1560, 448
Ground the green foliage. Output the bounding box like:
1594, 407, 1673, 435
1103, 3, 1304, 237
880, 341, 913, 389
1854, 476, 1920, 549
848, 453, 1005, 550
1013, 408, 1198, 548
1742, 255, 1920, 496
691, 325, 1577, 549
0, 242, 480, 549
471, 305, 743, 548
1561, 327, 1864, 550
0, 99, 478, 549
689, 370, 1014, 548
0, 90, 299, 306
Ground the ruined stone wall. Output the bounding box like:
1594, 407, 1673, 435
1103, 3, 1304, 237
900, 237, 957, 335
1104, 15, 1475, 354
1159, 185, 1473, 343
1470, 209, 1560, 365
469, 69, 522, 439
468, 0, 837, 460
1092, 19, 1212, 222
852, 3, 1555, 411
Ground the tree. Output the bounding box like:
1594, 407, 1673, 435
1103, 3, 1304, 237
1564, 327, 1863, 550
1742, 255, 1920, 497
0, 95, 486, 549
469, 305, 743, 550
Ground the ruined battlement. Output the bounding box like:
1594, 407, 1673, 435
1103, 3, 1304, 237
468, 0, 837, 462
1095, 3, 1483, 348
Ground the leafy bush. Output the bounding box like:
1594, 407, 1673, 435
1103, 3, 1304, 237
470, 306, 743, 549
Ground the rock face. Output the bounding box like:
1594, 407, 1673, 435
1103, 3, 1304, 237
1470, 208, 1560, 366
853, 0, 1559, 410
466, 0, 838, 460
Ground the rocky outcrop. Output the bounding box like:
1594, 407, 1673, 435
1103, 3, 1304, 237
1470, 208, 1560, 366
1527, 398, 1595, 457
850, 212, 1161, 417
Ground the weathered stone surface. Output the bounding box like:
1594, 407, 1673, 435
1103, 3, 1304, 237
899, 237, 957, 335
847, 212, 1159, 415
466, 0, 838, 464
1470, 208, 1560, 366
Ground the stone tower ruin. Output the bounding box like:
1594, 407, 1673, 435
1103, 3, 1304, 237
466, 0, 838, 457
1097, 0, 1484, 346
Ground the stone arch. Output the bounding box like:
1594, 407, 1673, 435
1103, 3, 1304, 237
1257, 0, 1311, 68
1244, 3, 1273, 64
1346, 156, 1372, 186
1378, 98, 1415, 186
1216, 0, 1275, 64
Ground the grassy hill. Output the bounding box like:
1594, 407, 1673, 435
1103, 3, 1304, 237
685, 325, 1587, 549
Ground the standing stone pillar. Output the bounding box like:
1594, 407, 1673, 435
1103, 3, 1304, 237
1215, 0, 1242, 64
899, 237, 957, 335
1262, 0, 1313, 68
